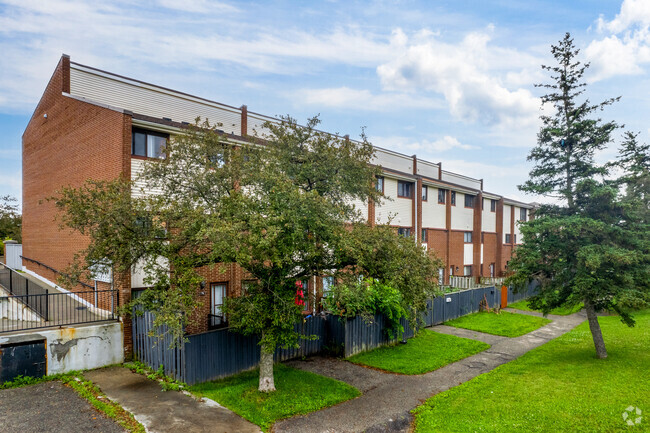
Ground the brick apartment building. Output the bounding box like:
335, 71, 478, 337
22, 55, 533, 345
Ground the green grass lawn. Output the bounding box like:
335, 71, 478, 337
414, 309, 650, 432
347, 329, 490, 374
444, 311, 552, 337
189, 364, 359, 431
508, 299, 584, 315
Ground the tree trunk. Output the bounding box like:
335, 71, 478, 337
258, 342, 276, 392
584, 299, 608, 359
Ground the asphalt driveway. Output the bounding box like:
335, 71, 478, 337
0, 381, 124, 433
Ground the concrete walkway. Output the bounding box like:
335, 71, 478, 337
85, 367, 260, 433
275, 311, 586, 433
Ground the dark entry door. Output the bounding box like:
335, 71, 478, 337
0, 340, 47, 383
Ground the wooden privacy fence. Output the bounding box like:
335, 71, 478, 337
133, 283, 538, 384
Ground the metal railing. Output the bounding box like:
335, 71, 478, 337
0, 264, 118, 333
208, 313, 227, 330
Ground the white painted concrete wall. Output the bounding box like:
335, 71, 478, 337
0, 322, 124, 375
0, 286, 43, 322
481, 199, 496, 232
375, 178, 412, 226
503, 204, 512, 243
451, 193, 474, 231
463, 243, 473, 265
422, 187, 446, 229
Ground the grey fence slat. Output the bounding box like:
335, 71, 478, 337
132, 284, 537, 385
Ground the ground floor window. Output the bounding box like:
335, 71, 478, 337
463, 265, 472, 276
210, 283, 227, 328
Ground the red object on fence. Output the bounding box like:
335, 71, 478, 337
501, 285, 508, 309
294, 281, 305, 306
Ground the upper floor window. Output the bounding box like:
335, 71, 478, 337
519, 208, 527, 222
397, 181, 413, 198
376, 176, 384, 193
422, 185, 428, 201
438, 189, 446, 204
464, 194, 475, 208
491, 199, 497, 212
132, 129, 167, 159
451, 191, 456, 206
464, 231, 472, 243
506, 233, 517, 244
397, 227, 411, 237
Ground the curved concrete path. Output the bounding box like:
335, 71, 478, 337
86, 367, 260, 433
275, 311, 586, 433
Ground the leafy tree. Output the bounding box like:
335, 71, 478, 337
0, 195, 22, 249
56, 116, 386, 392
335, 222, 443, 327
509, 33, 649, 359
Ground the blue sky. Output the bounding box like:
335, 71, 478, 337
1, 0, 649, 207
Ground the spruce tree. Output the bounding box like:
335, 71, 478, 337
510, 33, 649, 359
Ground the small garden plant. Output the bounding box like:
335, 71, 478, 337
444, 311, 551, 337
347, 329, 489, 374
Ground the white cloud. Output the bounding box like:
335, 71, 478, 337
371, 135, 477, 153
298, 87, 442, 111
596, 0, 650, 33
587, 0, 650, 81
376, 29, 540, 128
156, 0, 239, 14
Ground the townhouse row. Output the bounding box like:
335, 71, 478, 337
22, 55, 533, 344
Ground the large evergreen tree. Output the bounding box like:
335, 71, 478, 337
509, 33, 649, 359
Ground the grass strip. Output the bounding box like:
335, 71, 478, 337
508, 299, 584, 315
347, 329, 489, 374
444, 311, 551, 337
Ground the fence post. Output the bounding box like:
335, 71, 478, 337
9, 269, 12, 294
25, 278, 29, 298
45, 289, 49, 321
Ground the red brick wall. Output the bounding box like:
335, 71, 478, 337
482, 232, 497, 276
448, 230, 465, 276
22, 56, 133, 353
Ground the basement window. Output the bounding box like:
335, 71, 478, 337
132, 129, 167, 159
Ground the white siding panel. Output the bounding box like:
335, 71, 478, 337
349, 198, 369, 222
131, 159, 164, 198
417, 159, 439, 179
480, 244, 484, 264
373, 149, 413, 174
131, 256, 169, 288
440, 170, 481, 190
70, 67, 242, 135
247, 113, 274, 138
464, 243, 473, 265
450, 193, 474, 230
503, 204, 512, 243
375, 178, 412, 225
514, 206, 523, 243
482, 198, 496, 232
422, 188, 446, 229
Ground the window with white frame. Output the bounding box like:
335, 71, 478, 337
210, 283, 227, 328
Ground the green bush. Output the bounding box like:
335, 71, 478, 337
323, 278, 406, 338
